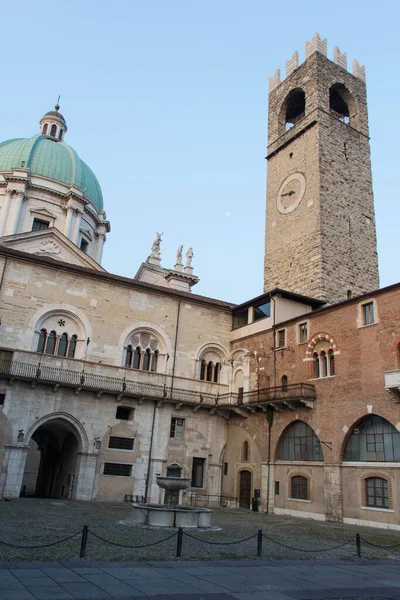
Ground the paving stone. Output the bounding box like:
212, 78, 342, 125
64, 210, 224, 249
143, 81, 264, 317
0, 590, 36, 600
25, 586, 74, 599
59, 582, 113, 598
11, 569, 46, 578
41, 567, 87, 582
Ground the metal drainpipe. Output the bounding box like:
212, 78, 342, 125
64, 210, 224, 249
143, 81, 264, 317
266, 294, 276, 514
144, 400, 157, 503
144, 298, 181, 502
0, 256, 8, 290
170, 299, 182, 398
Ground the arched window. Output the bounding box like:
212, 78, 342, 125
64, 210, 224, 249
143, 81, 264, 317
142, 348, 151, 371
57, 333, 68, 357
200, 360, 206, 380
45, 331, 57, 355
68, 334, 77, 358
329, 83, 354, 125
291, 475, 308, 500
311, 343, 334, 379
320, 351, 327, 377
42, 124, 48, 135
281, 375, 288, 392
133, 347, 141, 369
58, 128, 63, 141
281, 89, 306, 132
313, 352, 320, 378
50, 124, 57, 137
328, 349, 335, 376
213, 362, 220, 383
125, 332, 161, 373
125, 345, 133, 368
365, 477, 389, 509
344, 415, 400, 462
151, 349, 158, 372
37, 329, 47, 353
277, 421, 324, 461
206, 361, 213, 382
243, 441, 249, 462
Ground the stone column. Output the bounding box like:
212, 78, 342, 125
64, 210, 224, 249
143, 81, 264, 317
64, 206, 74, 238
2, 444, 28, 498
0, 190, 13, 236
71, 209, 83, 245
261, 461, 275, 512
6, 191, 25, 235
94, 231, 106, 264
324, 465, 343, 522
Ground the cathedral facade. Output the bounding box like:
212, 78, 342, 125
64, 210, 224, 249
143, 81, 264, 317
1, 34, 400, 531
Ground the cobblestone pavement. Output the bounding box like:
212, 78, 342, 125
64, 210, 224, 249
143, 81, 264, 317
0, 559, 400, 600
1, 499, 400, 563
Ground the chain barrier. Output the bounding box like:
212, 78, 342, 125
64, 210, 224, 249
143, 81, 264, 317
360, 537, 400, 550
0, 531, 81, 549
183, 531, 258, 546
89, 529, 177, 549
261, 533, 352, 553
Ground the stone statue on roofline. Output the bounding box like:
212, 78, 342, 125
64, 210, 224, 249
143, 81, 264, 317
186, 247, 193, 268
151, 232, 163, 259
176, 244, 183, 266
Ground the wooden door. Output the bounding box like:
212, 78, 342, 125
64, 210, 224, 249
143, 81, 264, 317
239, 470, 251, 508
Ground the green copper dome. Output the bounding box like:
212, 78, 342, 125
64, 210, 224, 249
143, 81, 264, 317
0, 135, 104, 211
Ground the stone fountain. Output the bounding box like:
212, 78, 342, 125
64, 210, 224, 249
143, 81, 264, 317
130, 474, 212, 528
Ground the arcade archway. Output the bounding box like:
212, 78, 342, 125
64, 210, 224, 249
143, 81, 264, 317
21, 417, 82, 499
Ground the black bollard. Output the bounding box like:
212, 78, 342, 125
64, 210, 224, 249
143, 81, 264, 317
257, 529, 263, 557
80, 525, 89, 558
176, 527, 183, 558
356, 533, 361, 558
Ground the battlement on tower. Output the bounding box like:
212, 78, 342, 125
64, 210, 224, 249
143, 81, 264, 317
269, 33, 366, 93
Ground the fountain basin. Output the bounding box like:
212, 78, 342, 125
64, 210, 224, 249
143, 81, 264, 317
131, 503, 212, 528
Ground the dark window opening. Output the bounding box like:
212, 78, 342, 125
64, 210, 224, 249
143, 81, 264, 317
37, 329, 47, 353
285, 89, 306, 130
238, 387, 244, 405
223, 462, 228, 475
278, 420, 324, 461
191, 457, 205, 488
80, 238, 89, 253
281, 375, 288, 392
329, 85, 350, 124
275, 481, 280, 495
299, 322, 308, 343
115, 406, 134, 421
344, 415, 400, 462
0, 394, 5, 407
67, 334, 77, 358
200, 360, 206, 380
243, 441, 249, 462
253, 301, 271, 321
45, 330, 57, 355
232, 308, 248, 330
42, 124, 48, 135
277, 329, 286, 348
206, 361, 213, 382
32, 218, 50, 231
58, 128, 63, 141
366, 477, 389, 509
50, 124, 57, 137
362, 302, 375, 325
103, 462, 132, 477
291, 475, 308, 500
170, 417, 184, 440
57, 333, 68, 357
108, 436, 134, 450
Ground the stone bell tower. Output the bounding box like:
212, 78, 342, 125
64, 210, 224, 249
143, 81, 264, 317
264, 33, 379, 303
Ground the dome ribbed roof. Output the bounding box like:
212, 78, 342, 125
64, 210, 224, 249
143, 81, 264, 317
0, 135, 103, 211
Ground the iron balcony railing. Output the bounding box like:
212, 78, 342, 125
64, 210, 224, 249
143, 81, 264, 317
0, 358, 316, 409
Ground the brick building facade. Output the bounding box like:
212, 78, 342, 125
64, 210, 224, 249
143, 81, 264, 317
0, 34, 399, 530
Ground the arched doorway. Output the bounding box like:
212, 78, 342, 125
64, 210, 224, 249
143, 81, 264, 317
239, 470, 252, 508
21, 417, 81, 499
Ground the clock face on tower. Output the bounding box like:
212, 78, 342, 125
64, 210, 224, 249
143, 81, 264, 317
276, 172, 306, 214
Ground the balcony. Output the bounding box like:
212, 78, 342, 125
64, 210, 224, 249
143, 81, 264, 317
0, 350, 316, 413
385, 370, 400, 403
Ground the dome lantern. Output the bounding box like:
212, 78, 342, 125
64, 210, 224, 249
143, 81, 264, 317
39, 102, 67, 143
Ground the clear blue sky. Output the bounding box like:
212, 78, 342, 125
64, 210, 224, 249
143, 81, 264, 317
1, 1, 398, 303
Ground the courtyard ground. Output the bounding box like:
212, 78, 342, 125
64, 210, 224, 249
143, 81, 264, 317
1, 498, 400, 563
